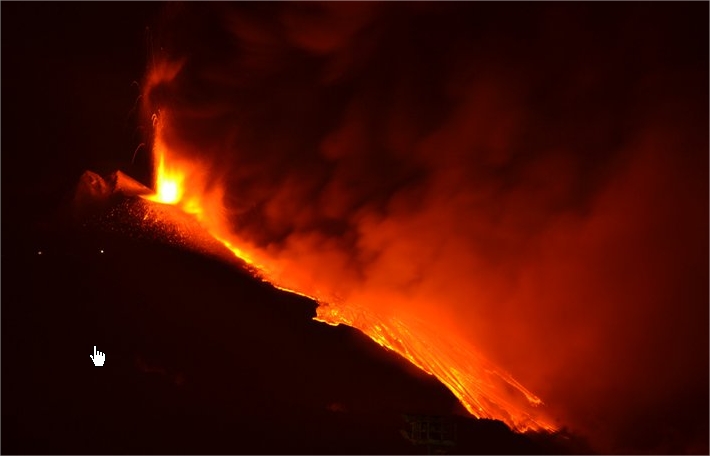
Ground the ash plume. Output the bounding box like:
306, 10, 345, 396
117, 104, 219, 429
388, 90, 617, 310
142, 3, 708, 452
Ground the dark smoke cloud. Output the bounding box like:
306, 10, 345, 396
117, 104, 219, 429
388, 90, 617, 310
144, 3, 708, 452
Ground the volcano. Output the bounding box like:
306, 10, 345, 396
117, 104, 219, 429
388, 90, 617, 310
2, 171, 586, 454
3, 2, 707, 454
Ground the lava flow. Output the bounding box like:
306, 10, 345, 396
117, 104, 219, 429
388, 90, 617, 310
140, 112, 557, 433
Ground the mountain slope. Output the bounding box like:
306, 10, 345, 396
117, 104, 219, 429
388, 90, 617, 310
2, 189, 587, 454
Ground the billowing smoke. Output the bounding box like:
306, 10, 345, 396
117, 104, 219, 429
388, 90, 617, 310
142, 3, 708, 452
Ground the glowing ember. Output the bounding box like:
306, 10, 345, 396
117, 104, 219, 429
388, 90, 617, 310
139, 111, 558, 434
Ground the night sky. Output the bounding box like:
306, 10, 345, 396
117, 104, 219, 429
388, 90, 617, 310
3, 2, 709, 454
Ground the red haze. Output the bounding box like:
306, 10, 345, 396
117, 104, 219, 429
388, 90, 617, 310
142, 3, 708, 452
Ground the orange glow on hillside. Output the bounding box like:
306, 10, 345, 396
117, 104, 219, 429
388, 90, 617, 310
141, 112, 558, 434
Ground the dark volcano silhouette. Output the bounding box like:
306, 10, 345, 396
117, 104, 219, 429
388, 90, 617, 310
1, 173, 589, 454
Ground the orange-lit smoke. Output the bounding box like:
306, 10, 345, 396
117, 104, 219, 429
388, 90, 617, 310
143, 78, 556, 434
140, 3, 708, 452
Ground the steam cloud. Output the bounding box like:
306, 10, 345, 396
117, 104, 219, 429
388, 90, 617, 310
143, 3, 708, 452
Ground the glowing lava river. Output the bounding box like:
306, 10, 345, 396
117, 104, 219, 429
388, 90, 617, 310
140, 113, 558, 434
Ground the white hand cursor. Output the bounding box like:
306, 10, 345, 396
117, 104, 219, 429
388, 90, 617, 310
90, 346, 105, 366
